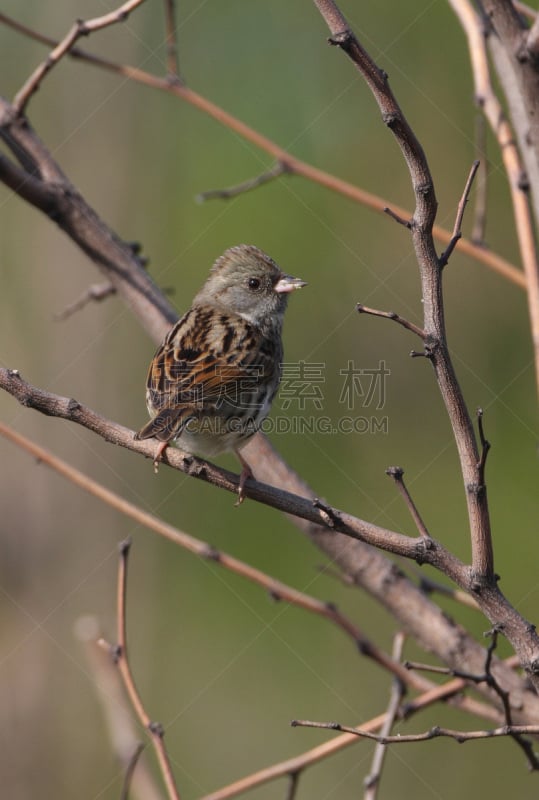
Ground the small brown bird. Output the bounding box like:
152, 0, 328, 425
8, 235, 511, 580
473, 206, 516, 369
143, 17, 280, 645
135, 244, 306, 502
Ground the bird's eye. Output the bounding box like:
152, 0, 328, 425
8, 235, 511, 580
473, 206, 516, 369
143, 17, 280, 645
248, 277, 261, 291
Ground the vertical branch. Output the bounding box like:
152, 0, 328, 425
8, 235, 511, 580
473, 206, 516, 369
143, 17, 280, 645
313, 0, 495, 579
163, 0, 181, 80
109, 539, 182, 800
449, 0, 539, 404
364, 633, 406, 799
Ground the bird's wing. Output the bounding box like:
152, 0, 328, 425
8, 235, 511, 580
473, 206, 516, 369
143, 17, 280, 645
136, 305, 280, 442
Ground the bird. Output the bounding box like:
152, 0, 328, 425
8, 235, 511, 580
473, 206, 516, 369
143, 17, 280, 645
135, 244, 306, 503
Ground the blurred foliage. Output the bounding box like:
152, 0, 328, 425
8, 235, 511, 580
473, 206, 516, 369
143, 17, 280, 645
0, 1, 538, 798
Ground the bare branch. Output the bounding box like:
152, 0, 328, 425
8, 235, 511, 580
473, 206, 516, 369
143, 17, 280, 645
54, 281, 116, 321
0, 14, 527, 289
120, 743, 146, 800
416, 573, 480, 610
290, 718, 539, 752
314, 0, 496, 581
383, 206, 412, 228
197, 162, 289, 202
13, 0, 148, 114
163, 0, 181, 80
0, 369, 469, 574
449, 0, 539, 399
356, 304, 426, 338
100, 538, 182, 800
385, 467, 431, 539
472, 115, 488, 245
364, 633, 406, 800
439, 160, 480, 267
75, 615, 164, 800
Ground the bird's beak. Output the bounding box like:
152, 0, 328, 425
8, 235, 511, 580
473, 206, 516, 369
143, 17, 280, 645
274, 274, 307, 293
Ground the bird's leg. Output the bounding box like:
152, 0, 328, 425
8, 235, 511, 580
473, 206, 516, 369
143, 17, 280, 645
235, 450, 254, 506
153, 440, 169, 473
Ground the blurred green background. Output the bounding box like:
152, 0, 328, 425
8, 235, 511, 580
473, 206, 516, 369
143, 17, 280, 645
0, 1, 538, 798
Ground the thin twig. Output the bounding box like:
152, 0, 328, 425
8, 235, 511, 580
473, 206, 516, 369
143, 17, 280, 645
472, 115, 488, 245
163, 0, 181, 80
75, 615, 164, 800
405, 630, 539, 769
356, 304, 426, 339
290, 718, 539, 749
364, 633, 406, 800
385, 467, 432, 539
284, 771, 300, 800
13, 0, 148, 114
197, 162, 289, 202
54, 281, 116, 321
0, 13, 527, 290
415, 573, 480, 610
120, 743, 146, 800
383, 206, 412, 228
101, 538, 182, 800
476, 407, 491, 488
439, 160, 480, 267
449, 0, 539, 400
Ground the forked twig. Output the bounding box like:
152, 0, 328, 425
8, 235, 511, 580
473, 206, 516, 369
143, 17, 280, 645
439, 160, 480, 267
99, 539, 182, 800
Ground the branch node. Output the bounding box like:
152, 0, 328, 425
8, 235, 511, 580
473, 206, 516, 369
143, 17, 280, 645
148, 720, 165, 738
202, 544, 221, 562
328, 30, 352, 48
313, 498, 340, 528
118, 536, 132, 556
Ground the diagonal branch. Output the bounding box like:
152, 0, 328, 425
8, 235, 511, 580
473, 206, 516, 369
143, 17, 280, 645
13, 0, 148, 113
3, 371, 539, 700
0, 12, 527, 290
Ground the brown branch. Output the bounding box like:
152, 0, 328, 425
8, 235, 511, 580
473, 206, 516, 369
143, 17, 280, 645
53, 281, 116, 321
364, 633, 406, 800
197, 161, 289, 202
3, 371, 539, 706
385, 467, 432, 539
163, 0, 181, 80
0, 419, 442, 697
416, 573, 480, 610
314, 0, 495, 583
0, 97, 176, 344
449, 0, 539, 399
101, 538, 182, 800
472, 115, 488, 245
439, 160, 480, 267
0, 12, 527, 290
356, 304, 426, 339
203, 669, 507, 800
75, 615, 164, 800
13, 0, 148, 114
290, 718, 539, 750
120, 743, 146, 800
0, 369, 471, 576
